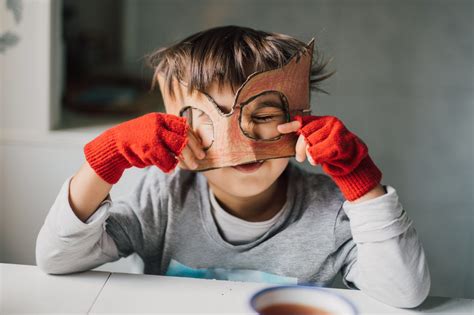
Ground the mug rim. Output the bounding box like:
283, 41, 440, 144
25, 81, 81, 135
249, 285, 358, 315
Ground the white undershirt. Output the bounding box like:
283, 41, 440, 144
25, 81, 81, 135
209, 187, 289, 245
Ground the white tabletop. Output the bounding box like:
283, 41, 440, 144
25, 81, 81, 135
89, 272, 269, 314
1, 263, 473, 314
0, 263, 110, 314
89, 272, 474, 315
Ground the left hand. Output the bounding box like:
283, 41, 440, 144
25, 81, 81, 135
277, 115, 382, 201
276, 119, 318, 165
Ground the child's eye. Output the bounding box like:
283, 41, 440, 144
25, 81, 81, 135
252, 115, 278, 123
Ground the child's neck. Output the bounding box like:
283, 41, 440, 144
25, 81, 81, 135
210, 173, 288, 222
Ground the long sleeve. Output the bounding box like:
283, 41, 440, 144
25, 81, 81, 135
35, 176, 120, 274
340, 185, 431, 308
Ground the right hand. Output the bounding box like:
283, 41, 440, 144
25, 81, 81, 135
176, 128, 207, 171
84, 112, 206, 184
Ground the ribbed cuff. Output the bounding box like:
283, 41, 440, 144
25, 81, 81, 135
84, 129, 131, 184
330, 155, 382, 201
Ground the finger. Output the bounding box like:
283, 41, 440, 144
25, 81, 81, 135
177, 156, 190, 170
295, 135, 307, 163
302, 116, 340, 146
186, 130, 206, 160
179, 146, 199, 170
277, 120, 301, 134
306, 146, 317, 166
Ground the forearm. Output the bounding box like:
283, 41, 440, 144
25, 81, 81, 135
69, 162, 113, 222
342, 186, 431, 307
350, 183, 386, 204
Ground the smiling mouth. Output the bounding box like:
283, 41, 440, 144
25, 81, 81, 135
231, 160, 265, 173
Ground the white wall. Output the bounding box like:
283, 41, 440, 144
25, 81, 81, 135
0, 137, 147, 271
1, 0, 53, 133
1, 0, 473, 299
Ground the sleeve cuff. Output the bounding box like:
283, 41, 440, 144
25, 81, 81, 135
47, 176, 112, 237
342, 185, 412, 243
85, 194, 112, 224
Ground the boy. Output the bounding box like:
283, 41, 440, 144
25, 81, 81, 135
36, 26, 430, 308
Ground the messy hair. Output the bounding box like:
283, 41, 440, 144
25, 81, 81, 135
146, 25, 334, 98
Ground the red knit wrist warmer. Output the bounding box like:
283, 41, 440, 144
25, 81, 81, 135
293, 114, 382, 201
328, 155, 382, 201
84, 129, 132, 184
84, 113, 189, 184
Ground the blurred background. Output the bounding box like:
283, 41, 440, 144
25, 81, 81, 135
0, 0, 472, 299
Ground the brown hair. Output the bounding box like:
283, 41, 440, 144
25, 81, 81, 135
146, 25, 334, 98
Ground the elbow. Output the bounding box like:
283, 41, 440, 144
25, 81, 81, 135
359, 264, 431, 308
36, 256, 59, 275
36, 248, 81, 275
385, 268, 431, 308
366, 278, 431, 309
400, 271, 431, 308
35, 228, 107, 275
36, 244, 70, 275
35, 229, 74, 275
36, 255, 59, 275
393, 281, 430, 308
399, 259, 432, 308
35, 230, 54, 274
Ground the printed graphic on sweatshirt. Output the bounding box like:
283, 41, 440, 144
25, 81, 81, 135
165, 259, 297, 284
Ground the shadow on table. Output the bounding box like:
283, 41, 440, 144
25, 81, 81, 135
416, 296, 472, 314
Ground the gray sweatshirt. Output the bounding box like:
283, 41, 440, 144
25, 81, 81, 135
36, 162, 430, 308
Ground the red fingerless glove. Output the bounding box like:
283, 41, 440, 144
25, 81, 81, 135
84, 112, 189, 184
293, 115, 382, 201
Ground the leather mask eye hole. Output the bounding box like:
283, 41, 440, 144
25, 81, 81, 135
181, 107, 214, 150
240, 92, 289, 140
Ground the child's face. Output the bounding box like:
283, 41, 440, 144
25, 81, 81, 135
203, 157, 289, 198
199, 83, 290, 197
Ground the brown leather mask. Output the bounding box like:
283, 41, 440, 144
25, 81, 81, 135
158, 39, 314, 171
